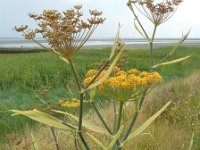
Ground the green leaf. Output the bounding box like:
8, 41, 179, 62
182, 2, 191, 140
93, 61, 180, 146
109, 24, 121, 59
108, 126, 124, 150
153, 55, 191, 68
85, 45, 125, 91
134, 19, 146, 40
159, 29, 191, 63
11, 109, 74, 131
31, 133, 40, 150
52, 110, 108, 134
189, 132, 194, 150
122, 101, 171, 145
168, 29, 191, 56
85, 133, 106, 150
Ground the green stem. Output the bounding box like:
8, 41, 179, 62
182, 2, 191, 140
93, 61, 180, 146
113, 101, 117, 133
50, 127, 60, 150
150, 25, 157, 71
116, 102, 124, 132
122, 87, 148, 142
69, 59, 82, 91
78, 93, 90, 150
150, 42, 154, 68
152, 25, 157, 42
92, 102, 122, 149
123, 112, 139, 142
92, 102, 113, 134
69, 58, 113, 135
69, 57, 122, 148
127, 1, 150, 41
68, 59, 90, 150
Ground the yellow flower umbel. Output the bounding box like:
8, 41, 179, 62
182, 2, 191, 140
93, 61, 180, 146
15, 5, 105, 60
83, 67, 162, 101
59, 98, 89, 108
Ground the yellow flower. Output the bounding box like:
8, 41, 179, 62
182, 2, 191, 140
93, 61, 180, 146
140, 71, 149, 77
116, 71, 127, 76
121, 82, 133, 89
128, 69, 139, 75
83, 67, 162, 101
83, 77, 93, 86
86, 69, 98, 77
62, 101, 80, 108
59, 98, 90, 108
113, 66, 121, 73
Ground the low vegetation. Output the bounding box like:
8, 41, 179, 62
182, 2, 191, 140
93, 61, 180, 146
0, 46, 200, 149
1, 68, 200, 149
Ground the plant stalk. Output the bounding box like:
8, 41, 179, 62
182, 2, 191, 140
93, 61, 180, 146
113, 100, 117, 133
116, 102, 124, 132
50, 127, 60, 150
69, 57, 122, 148
127, 1, 150, 41
69, 59, 82, 91
91, 102, 113, 134
69, 58, 113, 135
78, 93, 90, 150
150, 42, 154, 68
68, 59, 90, 150
122, 87, 148, 142
150, 25, 157, 69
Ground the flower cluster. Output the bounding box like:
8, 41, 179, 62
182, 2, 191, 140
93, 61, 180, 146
15, 5, 105, 60
59, 98, 89, 108
129, 0, 183, 25
83, 67, 162, 101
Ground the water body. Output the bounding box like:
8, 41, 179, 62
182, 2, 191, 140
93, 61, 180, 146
0, 38, 199, 49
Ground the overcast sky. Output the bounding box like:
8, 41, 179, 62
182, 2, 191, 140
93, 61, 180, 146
0, 0, 199, 38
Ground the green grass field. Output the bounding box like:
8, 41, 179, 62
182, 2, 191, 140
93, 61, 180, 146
0, 46, 200, 148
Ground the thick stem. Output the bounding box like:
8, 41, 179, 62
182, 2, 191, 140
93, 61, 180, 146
123, 112, 139, 142
116, 102, 124, 132
150, 25, 157, 70
68, 59, 89, 150
122, 87, 148, 142
69, 58, 122, 148
69, 59, 82, 91
152, 25, 157, 42
113, 101, 117, 133
150, 42, 154, 68
92, 102, 113, 134
69, 58, 113, 135
78, 93, 90, 150
50, 127, 60, 150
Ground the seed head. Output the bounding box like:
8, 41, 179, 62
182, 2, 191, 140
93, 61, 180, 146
129, 0, 183, 25
15, 4, 105, 60
14, 25, 28, 32
89, 9, 103, 16
74, 4, 82, 10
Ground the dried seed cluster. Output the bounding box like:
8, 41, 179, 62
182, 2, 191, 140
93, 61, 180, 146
129, 0, 183, 25
15, 5, 105, 59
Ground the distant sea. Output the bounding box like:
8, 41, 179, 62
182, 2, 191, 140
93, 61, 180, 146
0, 38, 200, 48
